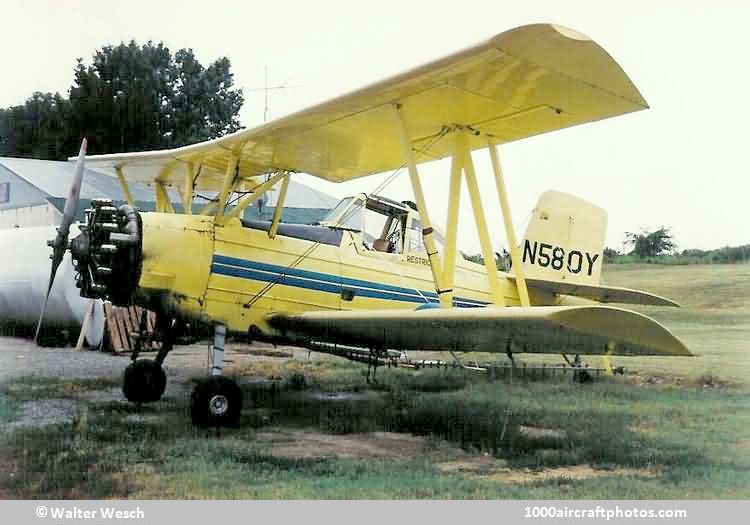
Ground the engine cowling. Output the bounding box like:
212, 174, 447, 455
70, 199, 143, 306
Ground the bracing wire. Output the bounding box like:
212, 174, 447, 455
242, 128, 451, 309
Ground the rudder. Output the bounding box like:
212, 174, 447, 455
520, 191, 607, 285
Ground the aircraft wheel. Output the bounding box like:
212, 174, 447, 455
122, 359, 167, 403
574, 368, 592, 384
190, 377, 243, 428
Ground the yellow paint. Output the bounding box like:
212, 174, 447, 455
115, 167, 135, 207
155, 182, 175, 214
77, 24, 689, 358
460, 135, 505, 306
214, 154, 239, 222
488, 140, 530, 306
393, 103, 449, 307
80, 24, 648, 187
138, 213, 214, 319
441, 139, 464, 304
183, 164, 194, 215
226, 172, 285, 221
268, 174, 290, 239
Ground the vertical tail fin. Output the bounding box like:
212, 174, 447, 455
520, 191, 607, 285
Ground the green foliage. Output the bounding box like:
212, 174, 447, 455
680, 245, 750, 264
462, 250, 509, 271
0, 92, 72, 159
0, 40, 243, 159
603, 246, 620, 263
606, 244, 750, 265
625, 227, 676, 258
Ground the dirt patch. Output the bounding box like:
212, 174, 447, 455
437, 459, 656, 484
0, 457, 19, 498
519, 425, 567, 441
255, 427, 441, 459
232, 347, 294, 358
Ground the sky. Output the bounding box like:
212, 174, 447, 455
1, 0, 748, 253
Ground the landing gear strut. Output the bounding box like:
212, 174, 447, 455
121, 311, 174, 404
562, 353, 592, 383
190, 324, 243, 428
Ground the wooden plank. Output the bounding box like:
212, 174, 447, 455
126, 306, 139, 349
147, 311, 158, 350
115, 307, 130, 351
104, 302, 124, 352
121, 306, 134, 338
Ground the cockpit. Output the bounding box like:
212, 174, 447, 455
319, 193, 444, 255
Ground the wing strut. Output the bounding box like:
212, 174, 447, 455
459, 133, 506, 305
215, 153, 240, 221
268, 173, 290, 239
393, 115, 531, 308
225, 171, 286, 221
440, 139, 463, 305
115, 167, 136, 208
393, 103, 450, 307
488, 140, 530, 306
183, 163, 195, 215
155, 181, 175, 213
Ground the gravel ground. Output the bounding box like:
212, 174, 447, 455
0, 335, 308, 429
0, 336, 297, 383
0, 337, 129, 383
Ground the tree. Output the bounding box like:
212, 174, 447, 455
624, 227, 677, 258
0, 92, 72, 159
0, 40, 244, 159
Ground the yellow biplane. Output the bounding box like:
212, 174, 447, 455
38, 24, 690, 428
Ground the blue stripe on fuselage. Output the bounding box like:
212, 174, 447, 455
210, 254, 488, 308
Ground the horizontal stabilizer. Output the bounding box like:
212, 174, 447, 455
268, 305, 691, 357
510, 276, 680, 307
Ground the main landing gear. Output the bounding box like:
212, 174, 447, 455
119, 315, 242, 428
122, 311, 174, 403
562, 353, 592, 383
190, 324, 243, 428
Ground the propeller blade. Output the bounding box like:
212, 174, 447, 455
59, 138, 87, 240
35, 138, 87, 344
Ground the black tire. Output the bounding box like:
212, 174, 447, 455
190, 377, 243, 428
574, 368, 592, 384
122, 359, 167, 403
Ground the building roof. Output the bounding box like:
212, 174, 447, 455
0, 157, 338, 209
0, 157, 156, 201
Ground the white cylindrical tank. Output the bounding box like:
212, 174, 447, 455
0, 225, 105, 347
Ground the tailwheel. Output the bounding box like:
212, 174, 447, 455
122, 359, 167, 403
190, 377, 243, 428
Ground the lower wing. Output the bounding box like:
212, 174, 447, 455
509, 276, 681, 307
268, 305, 691, 357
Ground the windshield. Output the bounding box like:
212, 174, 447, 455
319, 197, 363, 230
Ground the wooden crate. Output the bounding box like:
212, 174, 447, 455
103, 303, 160, 353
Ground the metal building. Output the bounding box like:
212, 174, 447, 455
0, 157, 336, 228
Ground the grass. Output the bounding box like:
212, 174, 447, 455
600, 263, 750, 385
1, 367, 748, 499
0, 263, 747, 499
0, 397, 18, 423
487, 263, 750, 386
0, 376, 119, 402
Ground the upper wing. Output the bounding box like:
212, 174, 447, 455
78, 24, 647, 190
509, 276, 681, 307
268, 305, 691, 357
